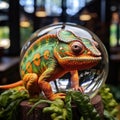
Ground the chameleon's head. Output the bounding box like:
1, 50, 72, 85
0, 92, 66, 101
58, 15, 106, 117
54, 30, 102, 71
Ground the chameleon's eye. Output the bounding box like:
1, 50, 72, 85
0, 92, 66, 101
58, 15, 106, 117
71, 41, 84, 55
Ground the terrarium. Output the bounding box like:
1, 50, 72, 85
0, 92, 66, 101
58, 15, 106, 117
21, 22, 109, 98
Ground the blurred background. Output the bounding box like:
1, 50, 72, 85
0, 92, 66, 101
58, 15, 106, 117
0, 0, 120, 100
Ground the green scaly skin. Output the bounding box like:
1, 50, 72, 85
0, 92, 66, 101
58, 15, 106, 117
0, 30, 101, 100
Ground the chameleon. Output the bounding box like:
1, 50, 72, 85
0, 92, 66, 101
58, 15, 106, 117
0, 29, 101, 100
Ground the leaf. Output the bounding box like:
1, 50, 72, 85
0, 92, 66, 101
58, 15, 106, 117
69, 91, 100, 120
27, 99, 53, 115
103, 110, 117, 120
0, 99, 24, 120
0, 90, 13, 107
0, 88, 28, 120
65, 91, 72, 120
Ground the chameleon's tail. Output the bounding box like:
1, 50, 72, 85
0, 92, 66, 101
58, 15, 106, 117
0, 80, 23, 90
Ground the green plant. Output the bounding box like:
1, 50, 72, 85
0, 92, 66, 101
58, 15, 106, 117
0, 86, 28, 120
99, 85, 119, 120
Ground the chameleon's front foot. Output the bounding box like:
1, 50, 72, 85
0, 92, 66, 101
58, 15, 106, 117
23, 73, 40, 97
48, 93, 66, 101
73, 86, 84, 93
38, 80, 66, 100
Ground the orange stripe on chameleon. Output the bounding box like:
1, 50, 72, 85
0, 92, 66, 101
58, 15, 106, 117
26, 61, 33, 73
33, 53, 41, 66
44, 50, 50, 60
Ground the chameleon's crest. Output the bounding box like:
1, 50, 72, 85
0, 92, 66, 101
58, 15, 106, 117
57, 30, 78, 43
81, 38, 101, 56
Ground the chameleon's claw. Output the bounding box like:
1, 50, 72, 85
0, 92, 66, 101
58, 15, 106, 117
73, 86, 84, 93
48, 93, 66, 101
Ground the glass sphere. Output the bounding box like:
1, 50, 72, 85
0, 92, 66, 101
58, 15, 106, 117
21, 22, 109, 98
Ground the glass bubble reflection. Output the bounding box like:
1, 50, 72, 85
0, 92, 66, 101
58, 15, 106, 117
21, 22, 109, 98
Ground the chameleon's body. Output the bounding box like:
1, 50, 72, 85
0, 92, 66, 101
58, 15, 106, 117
0, 30, 101, 100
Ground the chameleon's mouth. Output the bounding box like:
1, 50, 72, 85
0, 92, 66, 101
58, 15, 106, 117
54, 50, 102, 70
